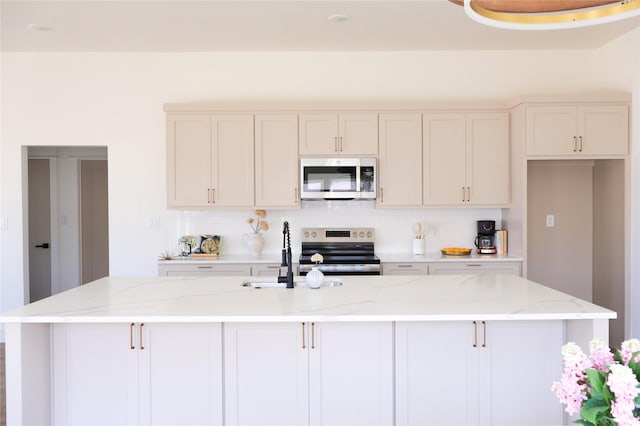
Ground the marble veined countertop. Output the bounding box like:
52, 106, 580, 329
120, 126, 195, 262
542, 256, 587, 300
0, 274, 614, 323
158, 252, 523, 264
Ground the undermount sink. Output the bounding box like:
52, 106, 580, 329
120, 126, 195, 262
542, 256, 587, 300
241, 278, 344, 289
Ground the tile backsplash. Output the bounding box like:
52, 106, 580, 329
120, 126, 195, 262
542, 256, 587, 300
170, 201, 502, 256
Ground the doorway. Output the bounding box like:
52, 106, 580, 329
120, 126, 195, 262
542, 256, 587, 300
26, 147, 109, 299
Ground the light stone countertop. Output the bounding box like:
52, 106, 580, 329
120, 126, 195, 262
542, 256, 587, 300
158, 252, 523, 264
0, 274, 614, 323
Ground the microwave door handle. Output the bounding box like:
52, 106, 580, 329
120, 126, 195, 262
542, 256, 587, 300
356, 166, 361, 193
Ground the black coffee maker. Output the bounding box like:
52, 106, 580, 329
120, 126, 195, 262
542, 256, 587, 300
474, 220, 496, 254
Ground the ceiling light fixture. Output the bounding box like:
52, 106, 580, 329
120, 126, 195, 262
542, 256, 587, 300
327, 14, 351, 23
455, 0, 640, 30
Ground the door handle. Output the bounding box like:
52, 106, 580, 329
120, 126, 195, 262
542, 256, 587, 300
35, 243, 50, 249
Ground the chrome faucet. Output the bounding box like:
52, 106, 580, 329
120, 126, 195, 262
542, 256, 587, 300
278, 221, 294, 288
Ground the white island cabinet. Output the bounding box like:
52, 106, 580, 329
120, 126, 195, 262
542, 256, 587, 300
52, 322, 223, 426
224, 322, 393, 426
396, 320, 563, 426
2, 275, 615, 426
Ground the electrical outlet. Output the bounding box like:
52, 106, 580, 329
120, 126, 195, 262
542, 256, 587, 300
546, 215, 555, 228
146, 216, 160, 229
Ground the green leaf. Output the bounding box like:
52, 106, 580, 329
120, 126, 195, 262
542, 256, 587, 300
580, 398, 609, 424
586, 369, 606, 394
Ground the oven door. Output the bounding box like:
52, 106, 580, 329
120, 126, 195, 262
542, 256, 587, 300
299, 263, 381, 276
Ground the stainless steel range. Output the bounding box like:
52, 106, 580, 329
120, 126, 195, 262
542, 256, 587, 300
298, 227, 381, 275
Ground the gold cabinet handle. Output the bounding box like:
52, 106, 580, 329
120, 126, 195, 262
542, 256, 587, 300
139, 323, 145, 350
578, 136, 583, 152
380, 187, 384, 203
130, 323, 135, 350
573, 136, 578, 152
302, 322, 306, 349
482, 321, 487, 348
294, 187, 298, 203
472, 321, 478, 348
334, 136, 338, 152
339, 136, 343, 152
311, 322, 316, 349
211, 188, 215, 203
462, 187, 466, 202
466, 186, 471, 202
207, 188, 211, 203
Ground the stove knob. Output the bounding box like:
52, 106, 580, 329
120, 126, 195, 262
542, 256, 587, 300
303, 231, 310, 239
351, 231, 357, 238
359, 231, 365, 238
311, 231, 317, 238
366, 231, 372, 238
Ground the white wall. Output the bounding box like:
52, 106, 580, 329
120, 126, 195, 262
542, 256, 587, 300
0, 49, 609, 340
597, 28, 640, 339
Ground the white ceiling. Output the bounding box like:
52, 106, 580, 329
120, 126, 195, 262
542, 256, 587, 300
2, 0, 640, 52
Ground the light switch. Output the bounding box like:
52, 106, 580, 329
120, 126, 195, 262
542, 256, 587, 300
0, 217, 7, 230
546, 215, 555, 228
146, 216, 160, 229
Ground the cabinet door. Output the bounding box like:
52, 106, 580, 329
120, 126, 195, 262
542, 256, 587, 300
479, 321, 563, 426
466, 113, 510, 205
299, 114, 339, 155
378, 114, 423, 206
579, 105, 628, 155
158, 263, 252, 276
428, 262, 521, 276
224, 323, 309, 426
526, 106, 577, 156
167, 114, 212, 207
382, 262, 429, 275
138, 323, 223, 426
52, 323, 138, 426
309, 322, 393, 426
396, 322, 480, 426
211, 115, 254, 206
255, 114, 300, 207
423, 113, 467, 205
338, 113, 378, 155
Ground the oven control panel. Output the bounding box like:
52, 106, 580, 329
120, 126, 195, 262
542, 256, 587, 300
301, 227, 375, 243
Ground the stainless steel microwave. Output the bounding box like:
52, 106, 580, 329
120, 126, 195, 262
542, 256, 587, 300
300, 158, 376, 200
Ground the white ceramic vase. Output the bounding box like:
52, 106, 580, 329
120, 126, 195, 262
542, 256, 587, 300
242, 233, 264, 256
306, 266, 324, 289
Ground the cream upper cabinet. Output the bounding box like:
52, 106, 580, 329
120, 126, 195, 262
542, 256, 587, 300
377, 113, 423, 207
255, 114, 299, 208
167, 114, 254, 208
423, 112, 509, 206
526, 104, 629, 156
299, 113, 378, 156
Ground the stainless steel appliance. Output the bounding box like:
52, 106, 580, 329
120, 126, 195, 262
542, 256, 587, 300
298, 227, 381, 275
474, 220, 497, 254
300, 158, 376, 200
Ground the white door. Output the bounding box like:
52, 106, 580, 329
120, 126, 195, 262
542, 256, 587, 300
396, 322, 480, 426
309, 322, 394, 426
224, 322, 309, 426
52, 323, 138, 426
28, 159, 52, 302
479, 321, 564, 426
138, 323, 223, 426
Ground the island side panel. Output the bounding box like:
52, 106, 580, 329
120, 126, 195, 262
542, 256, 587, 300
566, 318, 610, 348
5, 323, 52, 426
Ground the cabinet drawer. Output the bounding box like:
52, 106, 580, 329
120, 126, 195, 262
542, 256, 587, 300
158, 264, 251, 276
428, 262, 521, 276
382, 263, 429, 275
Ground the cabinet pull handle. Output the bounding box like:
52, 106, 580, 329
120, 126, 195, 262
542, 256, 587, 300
380, 187, 384, 203
462, 187, 465, 202
573, 136, 578, 152
339, 136, 343, 152
472, 321, 478, 348
482, 321, 487, 348
311, 322, 316, 349
211, 188, 215, 203
578, 136, 583, 152
197, 266, 213, 269
207, 188, 211, 203
398, 264, 413, 268
302, 322, 306, 349
466, 264, 482, 267
334, 137, 338, 152
140, 323, 145, 350
130, 323, 135, 350
294, 187, 298, 202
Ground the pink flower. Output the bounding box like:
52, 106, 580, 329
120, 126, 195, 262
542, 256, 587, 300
590, 338, 615, 371
620, 339, 640, 366
551, 342, 592, 416
607, 364, 640, 426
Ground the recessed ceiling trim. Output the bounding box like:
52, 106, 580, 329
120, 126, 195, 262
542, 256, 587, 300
463, 0, 640, 30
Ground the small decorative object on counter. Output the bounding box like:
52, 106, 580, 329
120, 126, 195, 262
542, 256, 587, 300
306, 253, 325, 289
158, 249, 175, 260
247, 209, 269, 233
178, 235, 200, 256
244, 210, 268, 256
412, 222, 426, 255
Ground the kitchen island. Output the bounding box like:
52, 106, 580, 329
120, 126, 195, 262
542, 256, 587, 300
2, 274, 614, 426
